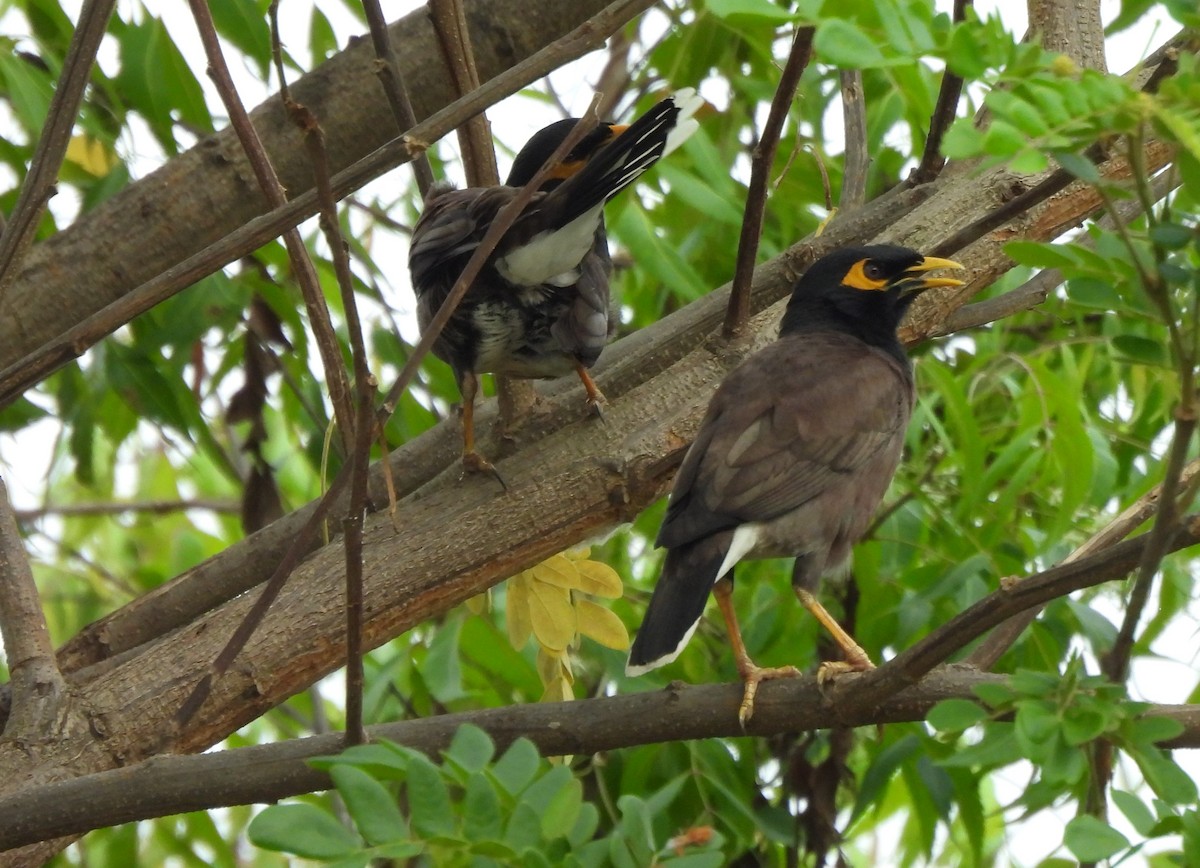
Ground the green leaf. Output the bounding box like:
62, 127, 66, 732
927, 699, 990, 732
851, 734, 920, 824
1063, 815, 1129, 861
0, 52, 54, 130
1113, 334, 1172, 368
814, 20, 890, 68
247, 803, 361, 858
423, 613, 466, 703
1135, 749, 1200, 804
463, 773, 504, 840
209, 0, 272, 75
1051, 150, 1102, 183
541, 776, 583, 841
1112, 789, 1157, 836
405, 753, 456, 838
330, 765, 408, 846
446, 724, 496, 775
1061, 709, 1108, 746
705, 0, 795, 23
491, 738, 542, 796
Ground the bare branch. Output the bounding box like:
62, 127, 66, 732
908, 0, 968, 185
724, 27, 815, 337
357, 0, 436, 194
430, 0, 500, 187
0, 477, 67, 741
186, 0, 356, 449
837, 69, 868, 210
0, 0, 115, 303
826, 516, 1200, 713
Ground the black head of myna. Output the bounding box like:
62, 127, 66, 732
626, 245, 964, 724
408, 89, 703, 476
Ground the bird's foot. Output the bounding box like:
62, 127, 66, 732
461, 451, 508, 490
737, 664, 802, 727
815, 657, 875, 687
585, 392, 608, 423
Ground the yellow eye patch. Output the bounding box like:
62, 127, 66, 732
841, 259, 889, 291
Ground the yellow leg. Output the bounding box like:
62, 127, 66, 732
574, 362, 606, 418
715, 580, 800, 726
794, 588, 875, 683
458, 373, 506, 488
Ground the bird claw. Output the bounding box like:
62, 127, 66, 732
736, 664, 802, 727
815, 658, 875, 687
586, 394, 607, 424
461, 451, 508, 490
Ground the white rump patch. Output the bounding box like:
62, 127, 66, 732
495, 202, 605, 287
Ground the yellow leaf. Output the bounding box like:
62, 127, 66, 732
65, 135, 117, 176
576, 599, 630, 650
575, 559, 623, 599
563, 546, 592, 560
528, 580, 576, 651
536, 647, 573, 686
465, 588, 490, 614
506, 573, 532, 649
530, 554, 581, 590
541, 673, 574, 703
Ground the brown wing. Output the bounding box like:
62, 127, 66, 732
656, 332, 914, 549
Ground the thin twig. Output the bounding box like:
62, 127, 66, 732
908, 0, 969, 185
14, 499, 239, 521
357, 0, 435, 195
273, 21, 375, 745
430, 0, 500, 187
0, 0, 116, 303
186, 0, 355, 452
0, 476, 68, 740
0, 0, 655, 410
724, 27, 815, 337
838, 69, 868, 210
1102, 411, 1197, 683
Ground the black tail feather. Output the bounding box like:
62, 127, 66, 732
627, 533, 729, 675
543, 97, 681, 228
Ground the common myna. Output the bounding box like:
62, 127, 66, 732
626, 245, 965, 723
409, 89, 702, 475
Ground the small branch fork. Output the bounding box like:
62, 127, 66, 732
723, 26, 815, 338
0, 477, 68, 741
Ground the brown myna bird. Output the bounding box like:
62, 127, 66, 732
409, 89, 702, 476
626, 245, 965, 723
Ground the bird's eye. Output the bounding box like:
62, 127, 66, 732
863, 261, 886, 280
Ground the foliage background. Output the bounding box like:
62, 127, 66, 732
0, 0, 1198, 865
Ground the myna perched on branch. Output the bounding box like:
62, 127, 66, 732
627, 245, 965, 723
409, 89, 703, 476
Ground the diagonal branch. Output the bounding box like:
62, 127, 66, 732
186, 0, 355, 449
357, 0, 436, 194
723, 26, 815, 337
0, 0, 116, 303
828, 516, 1200, 713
